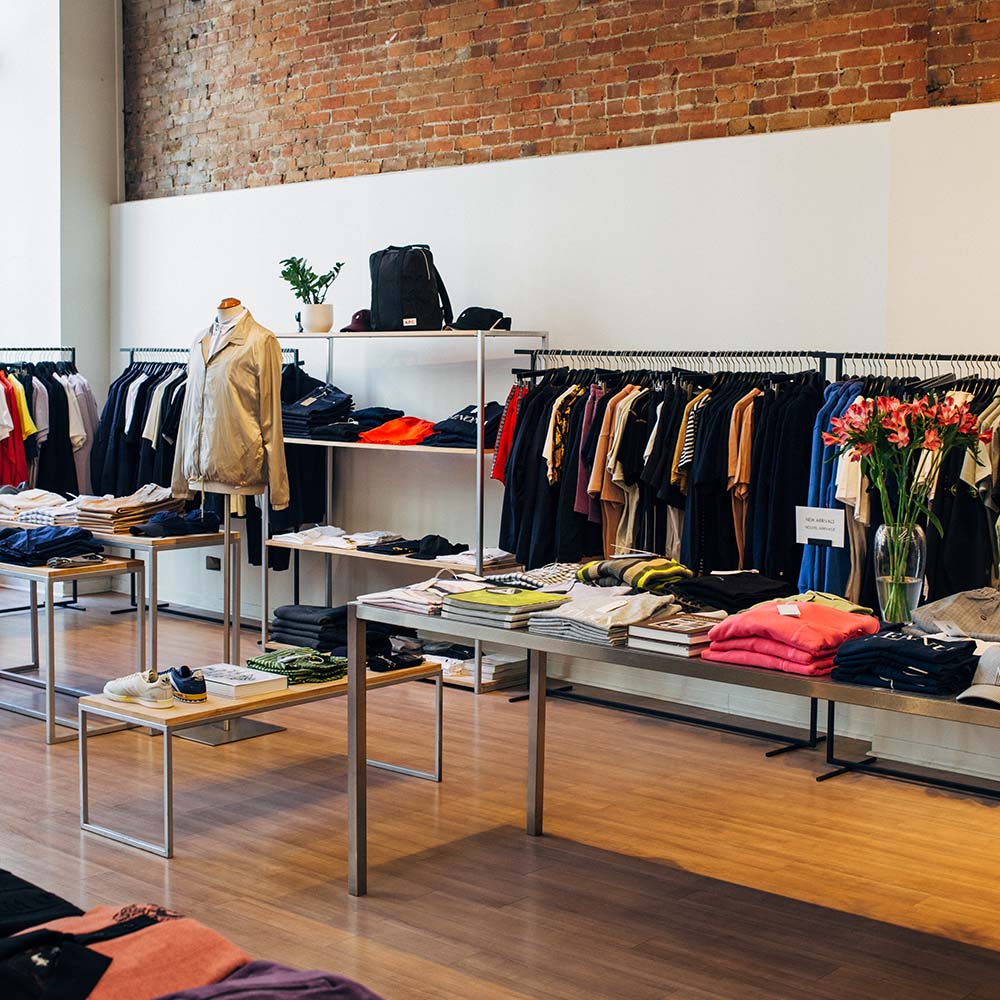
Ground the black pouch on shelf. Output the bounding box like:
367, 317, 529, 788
369, 244, 453, 330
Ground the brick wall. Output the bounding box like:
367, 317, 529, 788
123, 1, 1000, 200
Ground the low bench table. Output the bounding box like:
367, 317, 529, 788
79, 661, 443, 858
0, 557, 146, 744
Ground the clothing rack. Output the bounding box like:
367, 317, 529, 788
120, 346, 301, 366
503, 346, 1000, 801
0, 346, 77, 366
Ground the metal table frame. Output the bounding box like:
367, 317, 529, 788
79, 663, 443, 858
0, 558, 146, 744
345, 602, 1000, 896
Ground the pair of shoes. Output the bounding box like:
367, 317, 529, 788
103, 666, 207, 707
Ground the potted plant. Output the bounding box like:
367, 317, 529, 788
279, 256, 344, 332
823, 395, 991, 623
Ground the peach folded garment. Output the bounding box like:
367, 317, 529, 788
22, 905, 250, 1000
701, 646, 837, 676
700, 601, 880, 676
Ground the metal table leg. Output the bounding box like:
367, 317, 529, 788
232, 531, 242, 665
527, 649, 547, 836
45, 578, 56, 745
348, 604, 367, 896
29, 581, 38, 668
136, 564, 146, 673
367, 672, 443, 782
147, 550, 158, 671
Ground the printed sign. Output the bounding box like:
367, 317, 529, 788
794, 506, 845, 548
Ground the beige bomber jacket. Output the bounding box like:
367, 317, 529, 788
171, 312, 290, 510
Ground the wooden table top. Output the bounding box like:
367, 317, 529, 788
79, 661, 441, 727
0, 556, 144, 581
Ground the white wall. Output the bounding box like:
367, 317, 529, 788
0, 3, 62, 348
111, 120, 891, 747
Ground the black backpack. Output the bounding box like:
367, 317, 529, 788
369, 245, 453, 331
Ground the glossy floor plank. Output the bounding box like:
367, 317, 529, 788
2, 588, 1000, 999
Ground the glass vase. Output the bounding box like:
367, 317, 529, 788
873, 523, 926, 624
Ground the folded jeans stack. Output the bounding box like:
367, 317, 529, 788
671, 572, 796, 614
308, 406, 405, 442
0, 525, 103, 566
269, 604, 392, 657
577, 556, 693, 593
701, 601, 881, 676
528, 583, 676, 645
832, 631, 979, 694
281, 385, 354, 439
421, 402, 503, 449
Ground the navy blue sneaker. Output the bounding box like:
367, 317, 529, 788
161, 665, 207, 703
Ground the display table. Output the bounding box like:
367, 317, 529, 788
78, 661, 443, 858
344, 603, 1000, 896
0, 557, 146, 744
0, 520, 240, 667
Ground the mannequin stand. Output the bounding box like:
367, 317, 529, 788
179, 497, 284, 746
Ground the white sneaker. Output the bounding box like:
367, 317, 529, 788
103, 669, 173, 709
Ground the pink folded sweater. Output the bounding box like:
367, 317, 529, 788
708, 636, 840, 665
701, 646, 836, 676
706, 601, 879, 654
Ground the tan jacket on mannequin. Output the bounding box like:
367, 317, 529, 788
171, 311, 290, 510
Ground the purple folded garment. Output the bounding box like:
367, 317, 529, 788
153, 960, 385, 1000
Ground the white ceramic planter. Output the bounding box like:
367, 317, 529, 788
300, 303, 333, 332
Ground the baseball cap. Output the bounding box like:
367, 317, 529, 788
340, 309, 372, 333
957, 645, 1000, 707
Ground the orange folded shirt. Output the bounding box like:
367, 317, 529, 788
359, 416, 435, 445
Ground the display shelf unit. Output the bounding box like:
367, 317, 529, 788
265, 536, 500, 575
266, 328, 547, 694
284, 438, 494, 456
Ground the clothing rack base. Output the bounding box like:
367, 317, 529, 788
816, 702, 1000, 801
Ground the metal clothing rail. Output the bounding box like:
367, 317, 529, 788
835, 351, 1000, 380
120, 345, 301, 365
0, 346, 77, 365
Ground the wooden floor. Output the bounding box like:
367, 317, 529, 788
3, 589, 1000, 999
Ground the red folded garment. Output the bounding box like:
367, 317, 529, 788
359, 416, 435, 445
701, 646, 836, 676
706, 601, 879, 655
708, 636, 840, 665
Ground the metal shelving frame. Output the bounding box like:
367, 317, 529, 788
266, 329, 548, 693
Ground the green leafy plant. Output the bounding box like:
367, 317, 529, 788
279, 256, 344, 304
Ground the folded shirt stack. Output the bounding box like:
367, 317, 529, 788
76, 484, 182, 533
908, 588, 1000, 642
438, 547, 516, 570
831, 631, 979, 695
269, 604, 393, 656
358, 534, 468, 560
421, 402, 503, 449
308, 406, 405, 442
129, 510, 221, 537
272, 526, 347, 547
577, 556, 693, 593
246, 647, 349, 684
16, 498, 82, 526
0, 526, 103, 566
441, 587, 570, 629
487, 562, 582, 590
281, 384, 354, 439
701, 601, 881, 676
528, 583, 676, 645
357, 577, 488, 615
0, 489, 70, 522
358, 416, 436, 446
671, 572, 796, 614
749, 591, 873, 614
